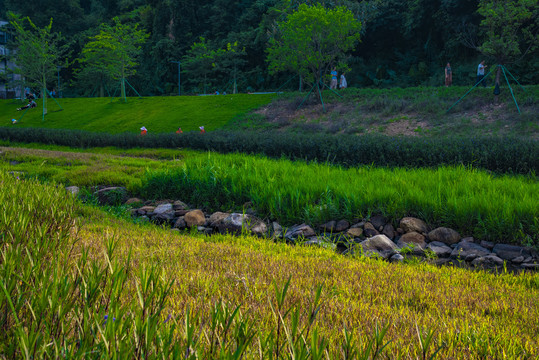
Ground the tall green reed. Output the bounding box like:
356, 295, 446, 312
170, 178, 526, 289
139, 153, 538, 244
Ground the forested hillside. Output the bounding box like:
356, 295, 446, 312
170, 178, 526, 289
2, 0, 538, 96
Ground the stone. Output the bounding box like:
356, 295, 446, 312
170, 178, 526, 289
175, 209, 189, 217
396, 227, 404, 234
346, 227, 363, 238
398, 232, 427, 249
284, 224, 317, 241
137, 206, 155, 215
184, 209, 206, 227
197, 226, 213, 235
363, 228, 380, 238
471, 255, 504, 269
389, 253, 404, 263
370, 215, 387, 230
173, 200, 189, 210
480, 240, 495, 250
303, 237, 337, 250
272, 222, 283, 238
173, 217, 186, 229
151, 204, 175, 224
94, 187, 128, 205
396, 241, 425, 256
350, 221, 365, 229
125, 197, 143, 205
335, 220, 350, 232
208, 212, 229, 228
222, 213, 267, 235
364, 222, 376, 231
382, 224, 395, 240
319, 221, 336, 232
461, 237, 475, 243
399, 217, 428, 234
152, 214, 174, 225
521, 263, 539, 270
65, 186, 80, 195
426, 241, 452, 258
427, 227, 461, 245
450, 242, 491, 261
154, 203, 174, 215
493, 244, 531, 261
357, 235, 399, 259
512, 256, 525, 264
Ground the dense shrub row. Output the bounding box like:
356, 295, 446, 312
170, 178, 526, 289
1, 126, 537, 174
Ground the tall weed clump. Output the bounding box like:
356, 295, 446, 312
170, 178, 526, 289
0, 171, 178, 357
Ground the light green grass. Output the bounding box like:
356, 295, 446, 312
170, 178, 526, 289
1, 145, 537, 244
2, 170, 538, 358
1, 94, 274, 133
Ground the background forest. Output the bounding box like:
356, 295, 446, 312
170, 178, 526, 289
1, 0, 538, 96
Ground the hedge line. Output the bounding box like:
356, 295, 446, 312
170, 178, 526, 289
1, 126, 537, 174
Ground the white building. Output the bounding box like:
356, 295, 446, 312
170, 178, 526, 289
0, 20, 22, 99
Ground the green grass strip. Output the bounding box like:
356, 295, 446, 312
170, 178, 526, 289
140, 152, 538, 245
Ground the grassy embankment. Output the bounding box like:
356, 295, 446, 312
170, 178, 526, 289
1, 86, 538, 139
1, 145, 537, 245
0, 94, 275, 133
1, 168, 539, 358
231, 86, 539, 138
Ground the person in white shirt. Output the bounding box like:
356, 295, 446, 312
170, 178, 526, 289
339, 73, 347, 89
476, 60, 487, 87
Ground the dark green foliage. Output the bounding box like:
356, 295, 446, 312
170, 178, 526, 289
0, 126, 537, 174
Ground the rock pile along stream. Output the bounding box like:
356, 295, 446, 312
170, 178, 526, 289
83, 186, 539, 272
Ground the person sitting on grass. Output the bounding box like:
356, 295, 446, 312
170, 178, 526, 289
17, 99, 37, 111
176, 127, 183, 134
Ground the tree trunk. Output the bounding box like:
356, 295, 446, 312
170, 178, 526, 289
99, 84, 105, 98
233, 67, 237, 94
495, 65, 501, 104
121, 77, 127, 102
299, 74, 303, 92
42, 73, 47, 121
495, 65, 501, 87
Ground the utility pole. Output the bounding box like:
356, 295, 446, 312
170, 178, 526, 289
170, 61, 181, 96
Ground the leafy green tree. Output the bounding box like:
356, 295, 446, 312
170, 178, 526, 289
182, 37, 218, 94
266, 4, 361, 100
79, 17, 148, 101
214, 41, 247, 94
8, 14, 67, 118
478, 0, 539, 85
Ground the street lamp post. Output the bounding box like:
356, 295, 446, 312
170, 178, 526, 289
170, 61, 181, 96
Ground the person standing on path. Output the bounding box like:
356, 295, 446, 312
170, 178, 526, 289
330, 67, 338, 90
476, 60, 487, 87
445, 63, 452, 87
340, 73, 348, 89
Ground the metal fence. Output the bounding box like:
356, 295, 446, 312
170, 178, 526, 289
0, 90, 16, 99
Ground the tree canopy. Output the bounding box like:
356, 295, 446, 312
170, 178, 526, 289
2, 0, 539, 96
267, 3, 361, 96
78, 17, 148, 100
8, 13, 67, 117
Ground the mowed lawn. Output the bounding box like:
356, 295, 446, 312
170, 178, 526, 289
1, 94, 274, 133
